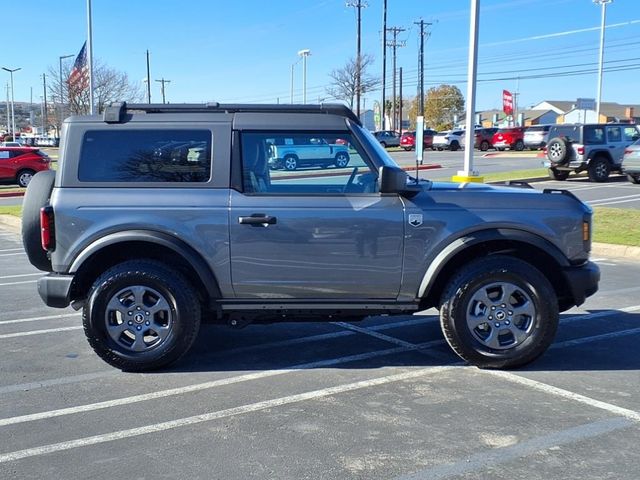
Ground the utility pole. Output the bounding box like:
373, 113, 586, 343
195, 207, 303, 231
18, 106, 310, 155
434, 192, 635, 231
399, 67, 403, 132
386, 26, 406, 130
347, 1, 368, 118
5, 84, 9, 135
414, 19, 432, 117
42, 74, 48, 136
155, 78, 171, 104
146, 50, 152, 103
594, 0, 612, 119
381, 0, 387, 129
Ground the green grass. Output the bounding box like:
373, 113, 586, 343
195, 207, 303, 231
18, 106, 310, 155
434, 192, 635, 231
0, 205, 22, 216
593, 207, 640, 246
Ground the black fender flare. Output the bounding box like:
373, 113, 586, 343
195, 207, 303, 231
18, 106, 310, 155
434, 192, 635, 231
69, 230, 222, 299
417, 229, 570, 299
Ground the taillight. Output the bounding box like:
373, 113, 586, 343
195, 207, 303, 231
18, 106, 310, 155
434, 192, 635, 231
625, 149, 633, 155
577, 146, 585, 155
40, 206, 55, 251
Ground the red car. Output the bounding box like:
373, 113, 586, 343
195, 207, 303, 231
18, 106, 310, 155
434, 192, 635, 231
491, 127, 526, 151
400, 129, 436, 151
0, 147, 51, 187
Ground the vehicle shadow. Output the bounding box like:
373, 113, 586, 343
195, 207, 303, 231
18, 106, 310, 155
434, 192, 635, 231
161, 310, 640, 373
563, 173, 628, 184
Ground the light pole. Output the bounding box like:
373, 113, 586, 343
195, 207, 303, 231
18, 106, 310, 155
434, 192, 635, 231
155, 78, 171, 104
297, 49, 311, 104
2, 67, 20, 138
59, 54, 73, 135
594, 0, 612, 120
290, 57, 301, 104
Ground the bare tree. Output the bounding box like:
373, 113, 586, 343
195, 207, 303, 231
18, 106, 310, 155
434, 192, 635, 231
47, 60, 143, 131
326, 54, 380, 109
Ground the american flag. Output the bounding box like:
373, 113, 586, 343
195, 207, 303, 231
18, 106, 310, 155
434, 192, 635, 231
68, 42, 89, 92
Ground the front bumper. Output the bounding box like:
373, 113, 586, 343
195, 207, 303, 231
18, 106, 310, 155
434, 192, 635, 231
562, 261, 600, 308
38, 273, 74, 308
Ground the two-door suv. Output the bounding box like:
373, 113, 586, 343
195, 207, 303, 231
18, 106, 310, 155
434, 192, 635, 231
22, 103, 600, 372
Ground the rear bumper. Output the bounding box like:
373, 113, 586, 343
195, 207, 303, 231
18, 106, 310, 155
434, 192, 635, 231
38, 273, 74, 308
562, 261, 600, 308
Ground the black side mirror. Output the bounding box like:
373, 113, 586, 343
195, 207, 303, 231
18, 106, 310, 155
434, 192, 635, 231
379, 166, 421, 197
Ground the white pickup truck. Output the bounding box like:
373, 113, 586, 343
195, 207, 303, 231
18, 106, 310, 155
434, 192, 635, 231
267, 136, 350, 170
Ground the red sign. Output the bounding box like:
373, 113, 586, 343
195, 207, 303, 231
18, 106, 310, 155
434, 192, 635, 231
502, 90, 514, 116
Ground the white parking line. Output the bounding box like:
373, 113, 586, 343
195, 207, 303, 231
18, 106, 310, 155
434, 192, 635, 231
0, 366, 450, 464
0, 326, 82, 339
0, 248, 23, 253
590, 197, 640, 206
0, 252, 25, 257
552, 327, 640, 349
0, 280, 37, 287
0, 273, 42, 280
0, 312, 80, 326
0, 371, 119, 396
589, 193, 640, 205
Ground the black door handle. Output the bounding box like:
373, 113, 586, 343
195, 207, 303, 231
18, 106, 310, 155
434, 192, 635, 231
238, 214, 277, 226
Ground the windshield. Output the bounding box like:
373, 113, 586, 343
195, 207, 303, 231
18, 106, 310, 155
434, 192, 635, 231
354, 124, 399, 168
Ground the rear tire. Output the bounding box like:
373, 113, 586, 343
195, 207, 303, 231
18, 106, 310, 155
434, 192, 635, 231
450, 141, 460, 151
17, 169, 36, 188
283, 155, 298, 171
21, 170, 55, 271
627, 174, 640, 184
83, 260, 201, 372
514, 140, 525, 151
548, 168, 570, 181
334, 152, 350, 168
439, 255, 558, 369
480, 141, 490, 152
588, 156, 610, 182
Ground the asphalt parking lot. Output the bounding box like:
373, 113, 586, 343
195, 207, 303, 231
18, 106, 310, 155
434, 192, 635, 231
1, 222, 640, 480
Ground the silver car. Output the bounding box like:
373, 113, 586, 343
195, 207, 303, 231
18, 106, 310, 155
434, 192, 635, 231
622, 139, 640, 184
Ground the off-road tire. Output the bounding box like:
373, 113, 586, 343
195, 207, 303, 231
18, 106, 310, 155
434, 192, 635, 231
83, 260, 201, 372
588, 156, 610, 182
548, 168, 570, 181
439, 255, 558, 369
21, 170, 55, 271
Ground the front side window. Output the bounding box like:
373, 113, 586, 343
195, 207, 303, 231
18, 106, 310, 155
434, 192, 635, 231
623, 126, 640, 142
79, 130, 212, 182
241, 131, 378, 195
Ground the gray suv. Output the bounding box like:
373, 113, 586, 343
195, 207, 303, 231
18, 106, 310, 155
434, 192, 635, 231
544, 123, 640, 182
22, 102, 599, 372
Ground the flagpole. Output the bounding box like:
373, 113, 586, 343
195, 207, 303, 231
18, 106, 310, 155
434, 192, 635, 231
87, 0, 95, 114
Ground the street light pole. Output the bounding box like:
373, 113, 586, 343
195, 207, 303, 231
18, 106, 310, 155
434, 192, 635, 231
297, 49, 311, 104
59, 54, 73, 135
1, 67, 21, 138
594, 0, 612, 120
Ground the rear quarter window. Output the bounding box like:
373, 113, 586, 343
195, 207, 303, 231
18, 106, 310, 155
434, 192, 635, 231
78, 130, 212, 182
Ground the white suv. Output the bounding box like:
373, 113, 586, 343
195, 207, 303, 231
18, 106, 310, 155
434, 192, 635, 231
432, 130, 463, 151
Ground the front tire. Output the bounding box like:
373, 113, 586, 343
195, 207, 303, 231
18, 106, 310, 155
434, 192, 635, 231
480, 140, 490, 152
514, 140, 525, 151
334, 152, 350, 168
17, 169, 36, 188
283, 155, 298, 171
450, 141, 460, 151
83, 260, 201, 372
439, 255, 558, 369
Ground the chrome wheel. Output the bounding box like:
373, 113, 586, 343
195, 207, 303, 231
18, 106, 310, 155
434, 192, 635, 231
18, 171, 34, 187
465, 281, 535, 350
335, 153, 349, 168
548, 142, 563, 160
105, 285, 174, 353
284, 156, 297, 171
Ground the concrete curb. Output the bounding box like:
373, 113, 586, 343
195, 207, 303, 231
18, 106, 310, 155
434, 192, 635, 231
0, 214, 638, 260
0, 190, 25, 198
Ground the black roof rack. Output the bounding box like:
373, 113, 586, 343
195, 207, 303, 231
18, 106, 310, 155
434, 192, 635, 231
103, 102, 361, 125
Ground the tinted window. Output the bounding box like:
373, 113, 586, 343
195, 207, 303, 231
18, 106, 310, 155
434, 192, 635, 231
583, 126, 605, 145
79, 130, 211, 182
623, 126, 640, 142
241, 131, 377, 195
606, 126, 621, 143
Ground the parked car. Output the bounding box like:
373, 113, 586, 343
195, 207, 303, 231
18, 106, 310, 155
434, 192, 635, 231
544, 123, 640, 182
373, 130, 400, 148
432, 130, 463, 151
0, 141, 23, 147
0, 147, 51, 187
524, 125, 551, 150
461, 128, 498, 151
267, 136, 350, 170
621, 138, 640, 184
21, 101, 599, 371
399, 129, 436, 151
492, 127, 526, 151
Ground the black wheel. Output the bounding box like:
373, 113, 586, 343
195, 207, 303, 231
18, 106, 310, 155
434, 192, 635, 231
514, 140, 525, 151
626, 173, 640, 184
548, 168, 570, 181
546, 137, 570, 165
497, 147, 505, 151
588, 156, 610, 182
21, 170, 55, 272
380, 141, 387, 148
334, 152, 350, 168
402, 147, 412, 151
283, 155, 298, 171
480, 140, 490, 152
439, 255, 558, 369
17, 169, 36, 188
83, 260, 201, 372
450, 141, 460, 151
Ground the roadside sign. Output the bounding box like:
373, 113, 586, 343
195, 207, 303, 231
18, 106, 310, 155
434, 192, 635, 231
577, 98, 596, 111
502, 90, 513, 115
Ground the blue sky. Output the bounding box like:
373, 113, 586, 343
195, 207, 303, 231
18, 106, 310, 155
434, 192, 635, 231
3, 0, 639, 111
